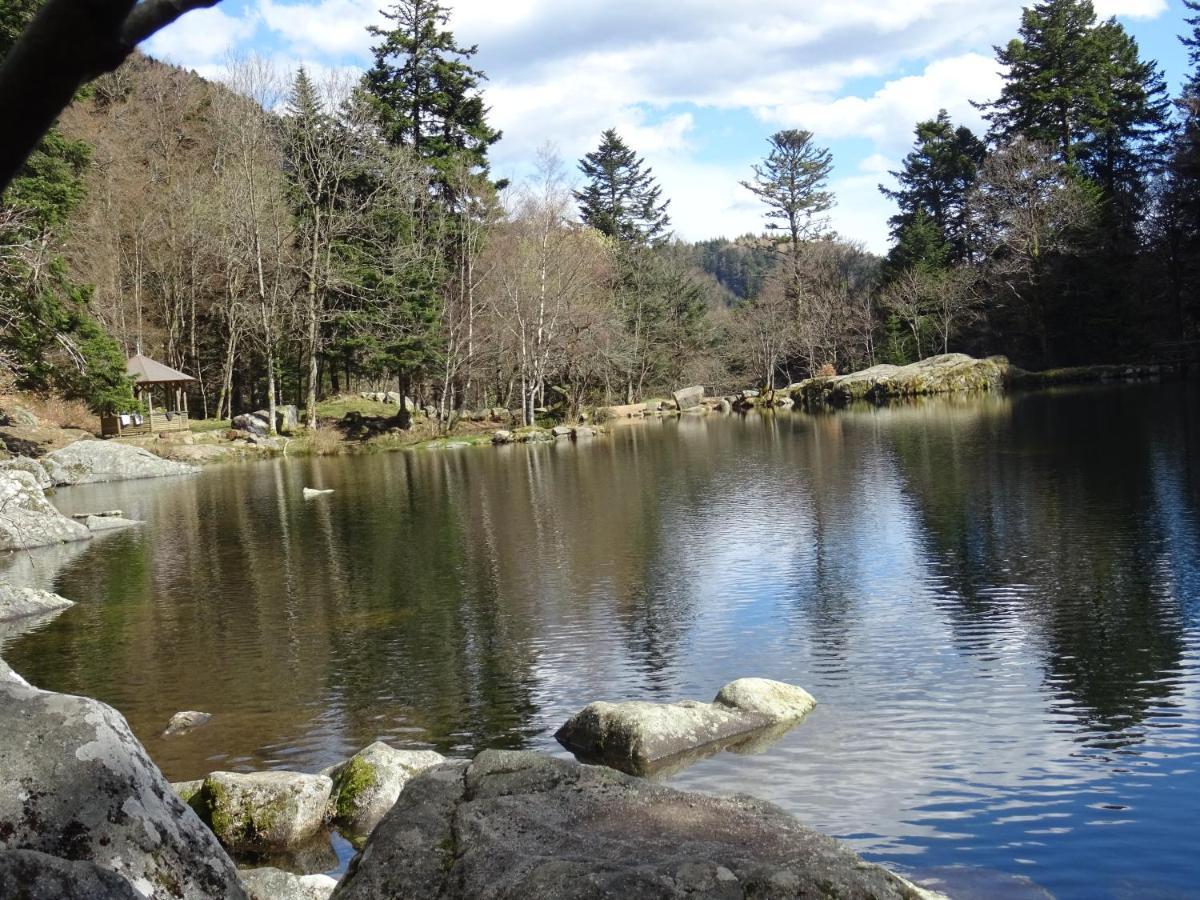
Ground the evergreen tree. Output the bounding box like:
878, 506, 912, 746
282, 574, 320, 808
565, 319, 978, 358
364, 0, 501, 182
881, 111, 984, 268
1, 1, 133, 412
575, 129, 670, 245
741, 129, 834, 305
883, 208, 950, 280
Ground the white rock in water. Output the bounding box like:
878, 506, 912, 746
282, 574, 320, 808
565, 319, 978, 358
0, 471, 91, 551
302, 487, 334, 499
85, 515, 143, 533
326, 741, 446, 835
190, 771, 333, 854
556, 677, 816, 775
41, 440, 196, 486
241, 867, 337, 900
163, 710, 213, 736
0, 584, 74, 623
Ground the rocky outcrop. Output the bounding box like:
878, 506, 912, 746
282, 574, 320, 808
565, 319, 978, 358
795, 354, 1007, 408
0, 675, 247, 899
240, 867, 337, 900
325, 742, 445, 836
556, 678, 816, 776
187, 771, 333, 856
491, 430, 514, 444
0, 584, 73, 622
0, 470, 91, 550
232, 413, 270, 436
0, 849, 143, 900
0, 454, 51, 489
41, 440, 197, 486
331, 750, 942, 900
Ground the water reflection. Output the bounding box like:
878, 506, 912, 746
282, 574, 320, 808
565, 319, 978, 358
2, 381, 1197, 900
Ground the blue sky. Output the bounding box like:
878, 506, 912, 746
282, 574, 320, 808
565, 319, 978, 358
146, 0, 1193, 252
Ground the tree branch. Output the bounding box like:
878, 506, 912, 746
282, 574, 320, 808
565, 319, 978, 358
0, 0, 222, 194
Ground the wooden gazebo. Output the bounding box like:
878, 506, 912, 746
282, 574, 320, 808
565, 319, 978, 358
101, 354, 194, 437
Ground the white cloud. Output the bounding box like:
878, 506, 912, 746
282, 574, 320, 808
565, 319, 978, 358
145, 6, 258, 66
1094, 0, 1168, 18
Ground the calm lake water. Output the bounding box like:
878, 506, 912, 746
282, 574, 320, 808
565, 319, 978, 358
4, 383, 1199, 898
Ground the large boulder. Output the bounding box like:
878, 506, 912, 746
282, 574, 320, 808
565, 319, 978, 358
0, 849, 143, 900
0, 675, 247, 899
555, 678, 816, 776
240, 867, 337, 900
188, 771, 333, 855
331, 750, 942, 900
252, 405, 299, 434
0, 584, 73, 622
0, 455, 51, 489
0, 470, 91, 550
672, 385, 706, 411
41, 440, 197, 486
232, 413, 270, 436
326, 741, 445, 836
796, 354, 1007, 408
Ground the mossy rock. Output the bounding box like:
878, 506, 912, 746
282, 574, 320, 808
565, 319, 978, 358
326, 742, 445, 836
189, 771, 332, 855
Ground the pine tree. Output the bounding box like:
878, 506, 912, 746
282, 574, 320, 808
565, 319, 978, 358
1161, 0, 1200, 337
575, 129, 670, 245
881, 111, 984, 267
883, 208, 951, 280
364, 0, 500, 181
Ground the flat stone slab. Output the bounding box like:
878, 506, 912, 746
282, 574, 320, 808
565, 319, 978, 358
0, 584, 73, 623
555, 678, 816, 775
42, 440, 197, 486
330, 750, 943, 900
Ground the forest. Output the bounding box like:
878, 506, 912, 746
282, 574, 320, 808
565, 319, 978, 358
1, 0, 1199, 429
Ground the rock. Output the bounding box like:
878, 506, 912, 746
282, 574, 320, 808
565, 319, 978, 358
326, 741, 445, 836
302, 488, 334, 499
0, 584, 73, 625
331, 750, 942, 900
797, 353, 1007, 408
555, 678, 816, 776
0, 455, 50, 489
573, 426, 596, 439
491, 430, 514, 445
551, 425, 573, 438
515, 428, 553, 443
188, 771, 333, 855
0, 404, 38, 428
85, 515, 142, 532
0, 470, 91, 551
739, 389, 760, 399
252, 406, 298, 434
0, 849, 143, 900
233, 414, 270, 436
422, 405, 437, 419
488, 408, 509, 422
72, 509, 125, 519
602, 402, 649, 419
0, 675, 247, 899
164, 710, 213, 736
41, 440, 197, 486
383, 391, 402, 406
173, 780, 204, 803
772, 395, 795, 409
717, 399, 733, 413
672, 385, 706, 410
241, 867, 337, 900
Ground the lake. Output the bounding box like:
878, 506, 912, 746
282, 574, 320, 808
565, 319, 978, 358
4, 382, 1198, 899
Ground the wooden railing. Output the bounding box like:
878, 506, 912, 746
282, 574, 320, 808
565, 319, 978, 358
101, 410, 190, 437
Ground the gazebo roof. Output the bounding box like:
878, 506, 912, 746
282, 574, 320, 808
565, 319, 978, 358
127, 354, 195, 385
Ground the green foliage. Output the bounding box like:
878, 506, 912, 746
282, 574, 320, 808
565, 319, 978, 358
575, 129, 671, 245
688, 235, 777, 301
884, 208, 950, 282
741, 129, 833, 248
364, 0, 500, 183
881, 111, 984, 268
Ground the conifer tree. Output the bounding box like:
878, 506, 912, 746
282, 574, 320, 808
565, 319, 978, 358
575, 129, 671, 245
881, 111, 984, 269
364, 0, 500, 181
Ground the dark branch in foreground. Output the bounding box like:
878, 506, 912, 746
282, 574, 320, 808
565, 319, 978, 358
0, 0, 221, 194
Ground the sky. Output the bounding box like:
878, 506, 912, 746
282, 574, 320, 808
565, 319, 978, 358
146, 0, 1195, 253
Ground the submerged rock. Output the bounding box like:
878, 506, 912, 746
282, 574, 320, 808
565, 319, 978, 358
555, 677, 816, 776
0, 584, 74, 622
188, 771, 333, 855
240, 867, 337, 900
0, 470, 91, 551
326, 741, 445, 836
41, 440, 197, 486
302, 487, 334, 499
796, 354, 1007, 408
0, 674, 247, 899
331, 750, 942, 900
164, 710, 213, 736
85, 515, 143, 532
